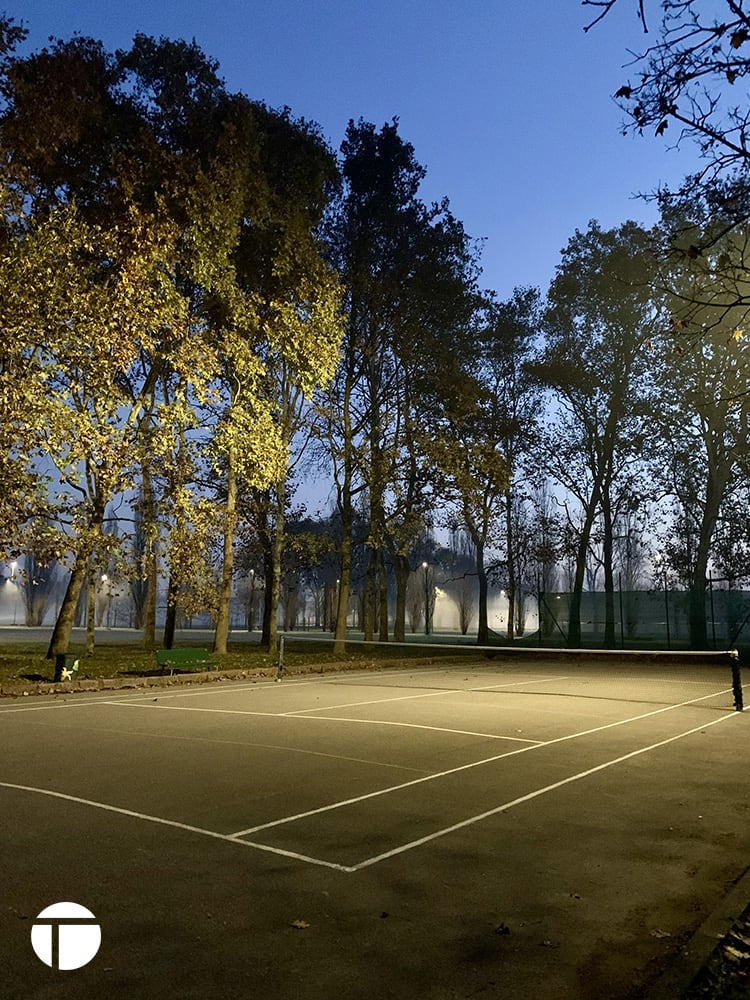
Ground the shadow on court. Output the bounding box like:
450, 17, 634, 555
0, 662, 748, 1000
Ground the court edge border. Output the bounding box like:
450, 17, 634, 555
645, 863, 750, 999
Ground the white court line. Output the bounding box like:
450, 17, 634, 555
251, 713, 541, 743
10, 717, 430, 774
100, 700, 542, 744
280, 688, 454, 715
1, 695, 742, 875
229, 686, 733, 837
279, 675, 569, 716
350, 710, 741, 870
0, 780, 353, 872
0, 675, 308, 714
0, 696, 122, 714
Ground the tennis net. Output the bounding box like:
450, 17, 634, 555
277, 635, 745, 712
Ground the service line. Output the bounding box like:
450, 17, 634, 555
99, 699, 543, 744
229, 686, 734, 838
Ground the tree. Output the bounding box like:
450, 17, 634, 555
428, 284, 545, 646
587, 2, 750, 183
443, 527, 477, 636
530, 221, 662, 647
0, 34, 227, 674
650, 224, 750, 646
474, 289, 540, 640
224, 104, 342, 653
19, 550, 62, 627
427, 380, 509, 644
1, 31, 343, 668
320, 118, 478, 651
0, 197, 195, 676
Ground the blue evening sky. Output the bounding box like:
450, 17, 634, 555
16, 1, 699, 299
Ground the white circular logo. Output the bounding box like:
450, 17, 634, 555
31, 902, 101, 970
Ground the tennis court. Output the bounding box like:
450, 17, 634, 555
1, 650, 748, 999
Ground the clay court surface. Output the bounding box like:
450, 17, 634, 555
1, 656, 748, 999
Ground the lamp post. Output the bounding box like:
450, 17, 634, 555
422, 561, 430, 636
10, 561, 17, 625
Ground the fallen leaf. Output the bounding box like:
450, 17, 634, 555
724, 945, 750, 961
290, 919, 310, 930
650, 929, 671, 939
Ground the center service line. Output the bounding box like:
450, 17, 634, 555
349, 710, 741, 870
229, 686, 732, 838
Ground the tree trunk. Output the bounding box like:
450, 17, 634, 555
47, 560, 89, 680
378, 549, 389, 642
267, 486, 285, 653
689, 467, 726, 649
86, 564, 96, 656
476, 539, 489, 645
392, 553, 409, 643
142, 461, 157, 651
260, 551, 274, 650
505, 488, 516, 641
602, 491, 616, 648
47, 500, 105, 679
163, 575, 178, 649
213, 458, 238, 655
363, 548, 376, 642
568, 487, 602, 647
333, 527, 352, 656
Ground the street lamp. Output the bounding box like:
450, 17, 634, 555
10, 561, 18, 625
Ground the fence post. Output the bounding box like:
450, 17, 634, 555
537, 579, 542, 646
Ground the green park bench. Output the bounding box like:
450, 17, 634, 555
155, 648, 215, 675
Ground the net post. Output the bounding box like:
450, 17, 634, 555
730, 649, 743, 711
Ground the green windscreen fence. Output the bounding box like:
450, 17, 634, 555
537, 589, 750, 649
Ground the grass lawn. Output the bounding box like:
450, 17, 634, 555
2, 630, 733, 690
0, 634, 471, 688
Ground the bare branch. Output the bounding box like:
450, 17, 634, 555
583, 0, 647, 34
